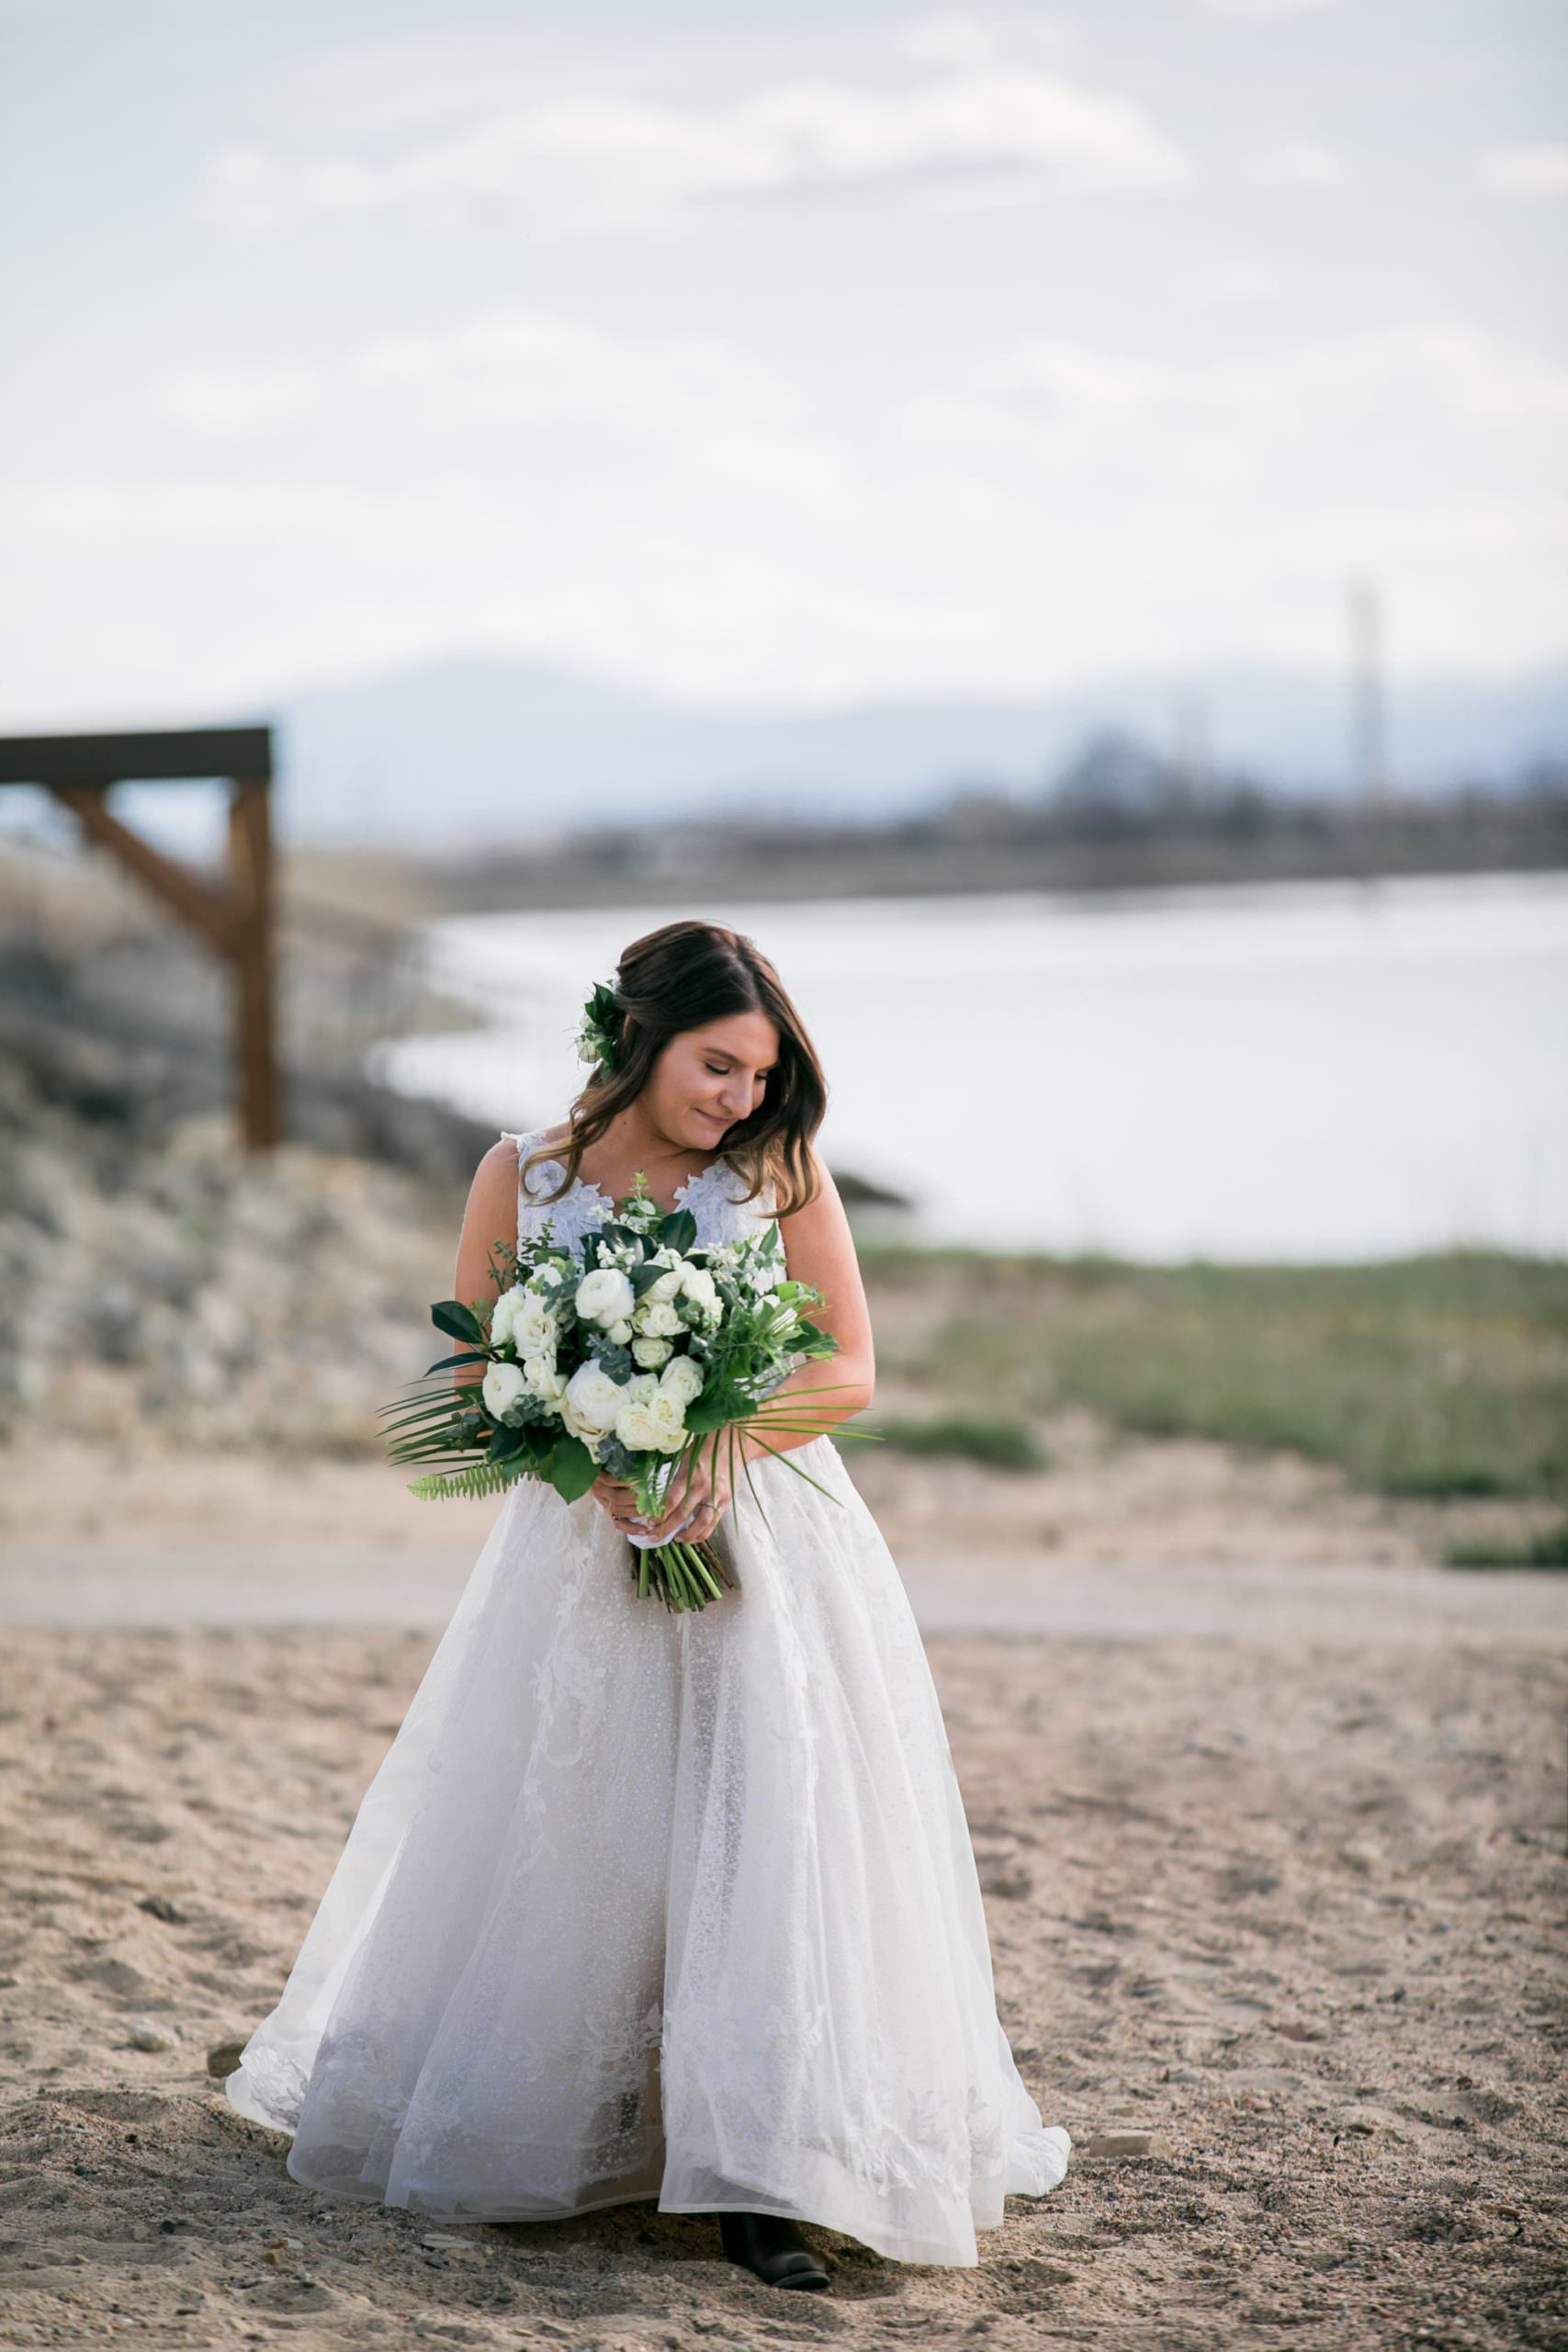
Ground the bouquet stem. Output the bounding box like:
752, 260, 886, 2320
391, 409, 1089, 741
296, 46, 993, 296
627, 1535, 734, 1611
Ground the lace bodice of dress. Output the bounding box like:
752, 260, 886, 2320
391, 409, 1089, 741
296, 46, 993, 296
498, 1128, 782, 1259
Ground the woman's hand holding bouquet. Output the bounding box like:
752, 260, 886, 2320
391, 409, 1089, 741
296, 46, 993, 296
379, 1172, 870, 1610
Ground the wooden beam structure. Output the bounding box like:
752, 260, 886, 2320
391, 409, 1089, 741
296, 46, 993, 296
0, 725, 282, 1149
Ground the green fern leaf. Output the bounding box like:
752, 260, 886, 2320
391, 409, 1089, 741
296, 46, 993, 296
407, 1460, 530, 1502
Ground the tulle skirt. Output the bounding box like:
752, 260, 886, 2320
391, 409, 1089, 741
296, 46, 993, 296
225, 1437, 1070, 2265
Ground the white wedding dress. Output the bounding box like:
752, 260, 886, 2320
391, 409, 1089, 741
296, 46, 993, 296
226, 1130, 1070, 2267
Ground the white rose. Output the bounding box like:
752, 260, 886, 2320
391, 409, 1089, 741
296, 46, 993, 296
563, 1361, 626, 1433
490, 1285, 529, 1349
523, 1356, 566, 1401
575, 1267, 636, 1327
482, 1361, 527, 1419
633, 1335, 672, 1369
647, 1266, 684, 1303
660, 1353, 704, 1408
607, 1317, 634, 1346
636, 1299, 686, 1340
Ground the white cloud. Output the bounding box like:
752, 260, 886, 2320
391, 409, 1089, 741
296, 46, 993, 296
915, 320, 1568, 470
1196, 0, 1339, 17
152, 311, 811, 455
4, 312, 1564, 722
891, 14, 1001, 73
1251, 136, 1350, 189
208, 60, 1190, 232
1478, 143, 1568, 196
1170, 257, 1282, 305
154, 361, 326, 440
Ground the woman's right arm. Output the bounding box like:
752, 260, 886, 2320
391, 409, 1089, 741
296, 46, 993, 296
450, 1139, 522, 1396
451, 1139, 641, 1532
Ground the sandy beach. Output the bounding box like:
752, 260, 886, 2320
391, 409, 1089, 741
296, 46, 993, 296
1, 1430, 1564, 2352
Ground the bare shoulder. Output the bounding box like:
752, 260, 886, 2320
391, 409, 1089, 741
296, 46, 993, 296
479, 1133, 524, 1183
774, 1140, 855, 1252
454, 1137, 524, 1302
465, 1135, 523, 1220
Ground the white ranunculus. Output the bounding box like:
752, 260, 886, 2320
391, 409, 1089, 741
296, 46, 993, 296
510, 1297, 560, 1356
575, 1267, 636, 1327
563, 1361, 626, 1433
679, 1266, 719, 1316
660, 1353, 704, 1408
633, 1335, 672, 1369
490, 1285, 529, 1349
648, 1390, 688, 1451
482, 1361, 527, 1419
616, 1401, 660, 1452
607, 1317, 634, 1346
636, 1298, 686, 1340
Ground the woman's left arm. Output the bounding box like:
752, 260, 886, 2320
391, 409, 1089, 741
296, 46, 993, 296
740, 1148, 876, 1463
637, 1148, 876, 1541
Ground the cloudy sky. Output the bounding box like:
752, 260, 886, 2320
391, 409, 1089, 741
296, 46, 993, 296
2, 0, 1564, 727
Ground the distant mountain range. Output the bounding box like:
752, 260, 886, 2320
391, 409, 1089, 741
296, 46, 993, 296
50, 651, 1568, 854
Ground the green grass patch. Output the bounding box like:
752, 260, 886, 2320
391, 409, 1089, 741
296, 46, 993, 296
860, 1244, 1568, 1501
1442, 1519, 1568, 1570
860, 1412, 1047, 1472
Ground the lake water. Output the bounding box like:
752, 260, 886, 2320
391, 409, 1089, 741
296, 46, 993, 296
379, 870, 1568, 1262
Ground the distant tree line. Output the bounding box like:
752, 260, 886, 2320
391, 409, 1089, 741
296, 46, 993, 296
440, 727, 1568, 910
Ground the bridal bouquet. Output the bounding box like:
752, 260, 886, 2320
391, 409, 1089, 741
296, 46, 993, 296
379, 1172, 860, 1610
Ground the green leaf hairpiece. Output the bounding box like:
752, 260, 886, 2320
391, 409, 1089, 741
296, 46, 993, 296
575, 978, 622, 1072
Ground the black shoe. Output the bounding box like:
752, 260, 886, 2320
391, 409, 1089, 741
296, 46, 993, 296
719, 2209, 829, 2290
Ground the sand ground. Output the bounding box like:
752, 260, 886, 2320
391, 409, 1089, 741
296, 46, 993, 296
0, 1436, 1564, 2351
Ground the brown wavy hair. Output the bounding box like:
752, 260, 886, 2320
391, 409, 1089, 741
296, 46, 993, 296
519, 920, 828, 1218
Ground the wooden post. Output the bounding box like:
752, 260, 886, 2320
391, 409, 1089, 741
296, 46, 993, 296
0, 726, 283, 1151
228, 775, 280, 1148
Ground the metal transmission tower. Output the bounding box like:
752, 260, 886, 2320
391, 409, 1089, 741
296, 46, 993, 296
1170, 687, 1212, 807
1348, 576, 1391, 806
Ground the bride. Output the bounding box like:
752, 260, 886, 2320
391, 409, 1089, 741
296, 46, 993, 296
226, 917, 1071, 2290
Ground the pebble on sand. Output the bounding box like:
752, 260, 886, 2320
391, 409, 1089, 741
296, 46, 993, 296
1084, 2129, 1174, 2159
128, 2018, 180, 2052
